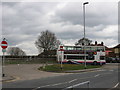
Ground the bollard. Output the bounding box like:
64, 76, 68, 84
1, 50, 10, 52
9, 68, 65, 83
87, 81, 90, 90
2, 73, 5, 77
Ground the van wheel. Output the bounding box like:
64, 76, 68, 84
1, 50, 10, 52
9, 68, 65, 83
93, 61, 97, 65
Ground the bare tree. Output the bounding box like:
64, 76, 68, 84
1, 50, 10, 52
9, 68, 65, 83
35, 30, 60, 54
7, 47, 26, 56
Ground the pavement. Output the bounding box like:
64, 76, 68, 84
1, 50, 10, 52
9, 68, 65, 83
1, 64, 71, 82
1, 63, 119, 83
2, 75, 15, 82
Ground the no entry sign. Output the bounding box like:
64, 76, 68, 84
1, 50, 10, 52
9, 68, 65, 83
1, 39, 8, 49
59, 46, 64, 51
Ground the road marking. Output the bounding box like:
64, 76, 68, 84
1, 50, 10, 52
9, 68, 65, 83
101, 72, 112, 75
2, 76, 20, 83
113, 83, 119, 88
41, 75, 92, 88
33, 71, 113, 90
68, 79, 77, 83
109, 70, 114, 72
51, 82, 66, 86
97, 69, 106, 71
63, 81, 90, 90
94, 74, 100, 77
33, 80, 75, 90
37, 84, 51, 88
33, 78, 78, 90
32, 81, 68, 90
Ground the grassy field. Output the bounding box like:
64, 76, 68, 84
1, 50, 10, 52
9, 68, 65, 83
38, 64, 101, 72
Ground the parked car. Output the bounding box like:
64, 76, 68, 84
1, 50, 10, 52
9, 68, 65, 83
105, 57, 112, 63
106, 57, 120, 63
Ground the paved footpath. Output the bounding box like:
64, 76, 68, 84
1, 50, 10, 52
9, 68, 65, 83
2, 64, 71, 82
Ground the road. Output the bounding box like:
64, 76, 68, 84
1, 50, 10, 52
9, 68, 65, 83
2, 63, 119, 90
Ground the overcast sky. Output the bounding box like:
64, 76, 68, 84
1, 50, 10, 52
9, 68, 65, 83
0, 0, 118, 55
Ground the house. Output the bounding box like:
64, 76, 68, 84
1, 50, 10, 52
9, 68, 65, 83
90, 41, 115, 57
114, 44, 120, 58
105, 48, 115, 57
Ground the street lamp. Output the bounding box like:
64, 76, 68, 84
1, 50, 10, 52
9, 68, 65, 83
83, 2, 89, 69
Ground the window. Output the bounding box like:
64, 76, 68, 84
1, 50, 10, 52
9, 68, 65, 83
75, 47, 82, 50
85, 47, 91, 50
64, 55, 84, 59
91, 47, 96, 51
97, 47, 104, 51
64, 55, 94, 60
87, 56, 94, 60
65, 46, 74, 50
100, 56, 105, 60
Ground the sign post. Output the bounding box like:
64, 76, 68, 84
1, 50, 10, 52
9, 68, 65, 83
100, 50, 102, 66
60, 46, 64, 70
1, 38, 8, 77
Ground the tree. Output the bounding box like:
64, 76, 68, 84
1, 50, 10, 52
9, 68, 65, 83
35, 30, 60, 54
75, 38, 92, 46
7, 47, 26, 56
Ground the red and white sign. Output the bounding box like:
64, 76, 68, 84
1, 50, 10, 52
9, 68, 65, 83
1, 40, 8, 49
59, 46, 64, 51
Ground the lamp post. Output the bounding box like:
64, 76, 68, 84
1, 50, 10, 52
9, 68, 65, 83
83, 2, 89, 69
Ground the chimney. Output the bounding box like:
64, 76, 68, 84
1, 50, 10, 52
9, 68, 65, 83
82, 43, 84, 45
95, 41, 97, 45
88, 43, 90, 45
101, 42, 104, 46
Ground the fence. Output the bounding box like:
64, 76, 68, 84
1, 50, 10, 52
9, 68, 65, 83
1, 56, 57, 64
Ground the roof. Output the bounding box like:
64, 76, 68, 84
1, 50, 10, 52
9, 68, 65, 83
114, 44, 120, 48
90, 44, 108, 47
90, 44, 103, 46
106, 48, 114, 50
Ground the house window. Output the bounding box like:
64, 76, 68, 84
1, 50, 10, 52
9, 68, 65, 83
115, 48, 119, 53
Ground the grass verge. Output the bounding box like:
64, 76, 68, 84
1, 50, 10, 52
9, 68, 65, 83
38, 64, 101, 72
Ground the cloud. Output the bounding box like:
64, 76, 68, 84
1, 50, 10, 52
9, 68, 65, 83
1, 2, 118, 55
86, 25, 118, 39
52, 2, 117, 27
16, 41, 39, 55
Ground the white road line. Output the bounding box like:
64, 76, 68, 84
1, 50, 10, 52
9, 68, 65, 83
109, 70, 114, 72
32, 79, 77, 90
37, 85, 51, 88
63, 81, 90, 90
113, 82, 119, 88
94, 74, 100, 77
68, 79, 77, 83
51, 82, 66, 86
97, 70, 106, 72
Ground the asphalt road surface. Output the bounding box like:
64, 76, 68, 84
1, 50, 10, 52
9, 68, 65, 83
2, 64, 119, 90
